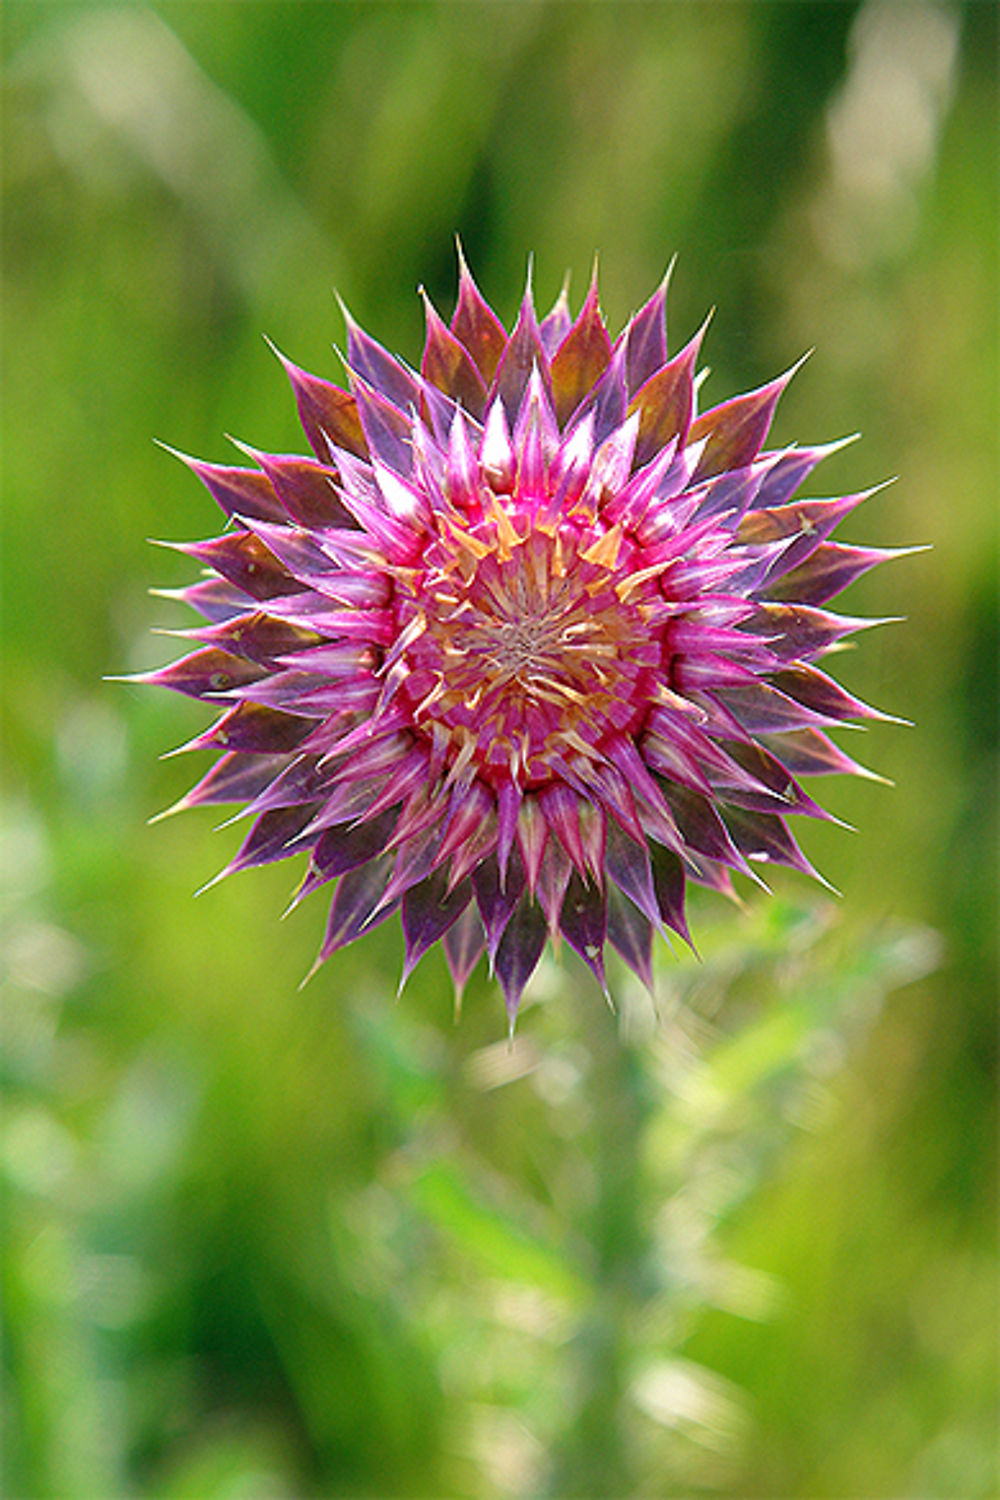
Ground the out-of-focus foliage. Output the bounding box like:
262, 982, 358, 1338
2, 2, 995, 1496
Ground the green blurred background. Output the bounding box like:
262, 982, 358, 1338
2, 2, 996, 1496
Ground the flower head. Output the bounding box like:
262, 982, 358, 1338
143, 256, 904, 1021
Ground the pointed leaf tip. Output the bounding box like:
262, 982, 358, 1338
550, 274, 613, 425
622, 260, 675, 395
270, 343, 367, 460
298, 954, 325, 992
452, 250, 507, 385
495, 895, 547, 1024
691, 355, 806, 481
420, 287, 488, 417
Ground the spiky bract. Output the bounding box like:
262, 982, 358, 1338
143, 258, 903, 1021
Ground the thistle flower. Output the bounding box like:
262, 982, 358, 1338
142, 256, 906, 1022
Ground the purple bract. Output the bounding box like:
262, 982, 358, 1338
142, 256, 905, 1021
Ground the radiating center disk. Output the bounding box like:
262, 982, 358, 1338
482, 613, 569, 676
395, 520, 663, 785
